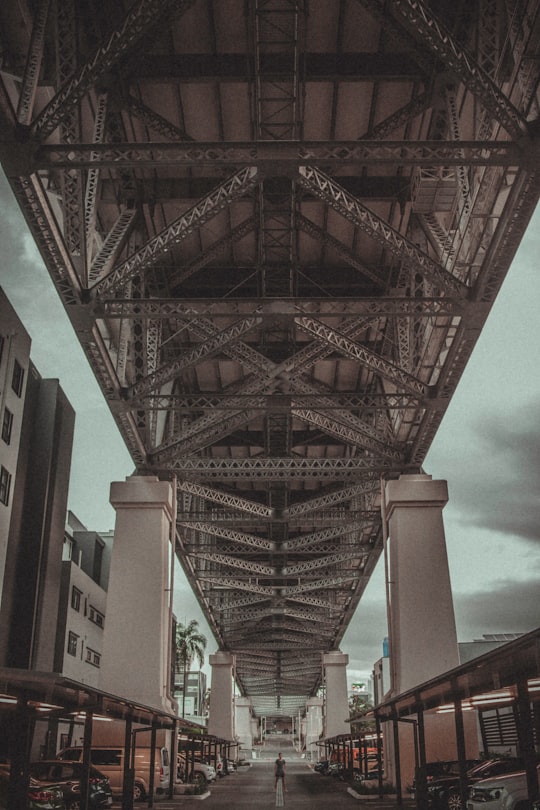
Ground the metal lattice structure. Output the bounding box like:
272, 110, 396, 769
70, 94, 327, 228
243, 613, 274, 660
1, 0, 540, 719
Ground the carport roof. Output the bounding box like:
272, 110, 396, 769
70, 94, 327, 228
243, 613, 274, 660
0, 667, 202, 731
370, 626, 540, 721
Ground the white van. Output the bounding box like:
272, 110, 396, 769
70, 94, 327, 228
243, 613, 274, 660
57, 745, 171, 801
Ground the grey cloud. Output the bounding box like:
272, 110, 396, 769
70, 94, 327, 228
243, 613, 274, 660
431, 400, 540, 546
454, 577, 540, 640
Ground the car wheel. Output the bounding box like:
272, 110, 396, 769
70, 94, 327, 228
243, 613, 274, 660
134, 781, 146, 802
447, 791, 463, 810
194, 772, 207, 788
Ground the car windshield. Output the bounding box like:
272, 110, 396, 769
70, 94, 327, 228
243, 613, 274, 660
468, 760, 520, 778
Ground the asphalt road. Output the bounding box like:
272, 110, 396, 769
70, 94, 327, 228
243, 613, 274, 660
150, 738, 412, 810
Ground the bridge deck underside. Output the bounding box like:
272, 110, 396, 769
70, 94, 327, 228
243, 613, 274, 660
1, 0, 540, 718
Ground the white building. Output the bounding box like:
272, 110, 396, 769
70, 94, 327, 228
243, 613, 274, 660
54, 512, 112, 686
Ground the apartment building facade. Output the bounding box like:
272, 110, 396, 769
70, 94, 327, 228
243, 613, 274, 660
54, 512, 112, 687
0, 287, 31, 606
0, 287, 75, 672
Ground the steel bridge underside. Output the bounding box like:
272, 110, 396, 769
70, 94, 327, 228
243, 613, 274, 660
1, 0, 540, 718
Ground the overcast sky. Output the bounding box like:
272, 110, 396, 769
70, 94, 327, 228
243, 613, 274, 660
1, 168, 539, 688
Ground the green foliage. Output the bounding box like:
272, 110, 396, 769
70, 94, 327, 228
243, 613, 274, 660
176, 619, 207, 670
175, 619, 207, 718
348, 693, 375, 732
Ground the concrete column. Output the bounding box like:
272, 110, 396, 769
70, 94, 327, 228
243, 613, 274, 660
384, 473, 459, 695
208, 651, 235, 740
304, 697, 323, 759
323, 650, 349, 738
100, 475, 176, 714
234, 696, 253, 751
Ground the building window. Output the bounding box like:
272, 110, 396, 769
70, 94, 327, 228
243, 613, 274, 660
89, 605, 105, 628
1, 408, 13, 445
85, 647, 101, 667
71, 586, 82, 611
0, 466, 11, 506
67, 631, 78, 656
11, 359, 24, 397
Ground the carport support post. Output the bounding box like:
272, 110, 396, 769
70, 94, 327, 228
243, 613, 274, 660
515, 675, 540, 804
322, 651, 349, 738
453, 688, 469, 810
208, 651, 235, 741
80, 710, 93, 810
392, 717, 402, 804
122, 717, 134, 810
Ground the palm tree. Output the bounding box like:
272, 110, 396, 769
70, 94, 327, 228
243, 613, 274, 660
175, 619, 207, 718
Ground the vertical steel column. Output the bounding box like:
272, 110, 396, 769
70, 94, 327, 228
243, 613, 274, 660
80, 711, 93, 810
515, 676, 540, 804
453, 690, 469, 810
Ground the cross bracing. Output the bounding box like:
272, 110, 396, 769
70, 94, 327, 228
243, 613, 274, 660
1, 0, 540, 719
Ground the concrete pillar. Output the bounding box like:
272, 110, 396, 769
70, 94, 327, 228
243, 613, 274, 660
384, 473, 459, 695
235, 696, 253, 751
100, 475, 176, 714
208, 651, 235, 740
305, 697, 323, 759
323, 651, 349, 738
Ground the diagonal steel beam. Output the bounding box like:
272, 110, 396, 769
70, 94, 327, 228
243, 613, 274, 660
297, 213, 387, 288
126, 93, 194, 141
283, 481, 379, 517
31, 0, 198, 138
94, 166, 258, 295
297, 165, 469, 297
355, 0, 529, 140
177, 480, 274, 518
178, 522, 275, 551
189, 553, 276, 577
125, 314, 262, 399
296, 315, 428, 396
284, 522, 372, 551
151, 408, 262, 461
16, 0, 51, 126
170, 217, 256, 287
292, 407, 404, 460
282, 551, 368, 576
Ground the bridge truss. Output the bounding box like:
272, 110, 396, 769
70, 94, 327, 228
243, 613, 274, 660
1, 0, 540, 718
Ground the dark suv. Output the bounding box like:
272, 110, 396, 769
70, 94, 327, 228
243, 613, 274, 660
427, 757, 524, 810
29, 761, 112, 810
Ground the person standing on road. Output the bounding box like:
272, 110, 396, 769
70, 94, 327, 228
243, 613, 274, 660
274, 752, 286, 791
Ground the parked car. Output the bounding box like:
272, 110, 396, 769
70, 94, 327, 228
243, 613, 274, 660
177, 754, 216, 786
412, 760, 481, 793
314, 760, 330, 774
29, 761, 112, 810
467, 764, 540, 810
0, 764, 66, 810
427, 758, 525, 810
57, 744, 170, 802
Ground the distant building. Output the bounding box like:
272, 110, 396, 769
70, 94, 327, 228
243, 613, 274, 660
372, 633, 525, 704
458, 633, 524, 664
54, 512, 113, 686
0, 287, 75, 672
174, 669, 208, 721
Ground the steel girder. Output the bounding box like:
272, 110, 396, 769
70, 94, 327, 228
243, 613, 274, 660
2, 0, 540, 721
